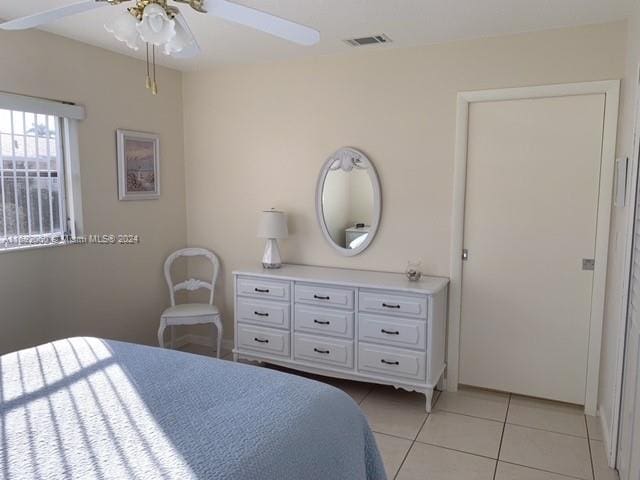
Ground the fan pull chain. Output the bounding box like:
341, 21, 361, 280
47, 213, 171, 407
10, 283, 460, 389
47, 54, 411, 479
152, 45, 158, 95
145, 43, 151, 90
144, 43, 158, 95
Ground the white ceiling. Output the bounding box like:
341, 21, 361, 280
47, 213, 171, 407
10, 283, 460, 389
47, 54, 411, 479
0, 0, 633, 72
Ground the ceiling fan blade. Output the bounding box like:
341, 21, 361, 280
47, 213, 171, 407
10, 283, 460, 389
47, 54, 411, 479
204, 0, 319, 46
172, 13, 201, 58
0, 0, 109, 31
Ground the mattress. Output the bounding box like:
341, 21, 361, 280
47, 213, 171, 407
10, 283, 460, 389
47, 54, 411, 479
0, 337, 386, 480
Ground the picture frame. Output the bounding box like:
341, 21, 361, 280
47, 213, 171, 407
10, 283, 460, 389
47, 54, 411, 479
116, 129, 160, 201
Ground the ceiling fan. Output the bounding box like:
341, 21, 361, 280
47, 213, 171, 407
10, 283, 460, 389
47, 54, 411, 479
0, 0, 320, 94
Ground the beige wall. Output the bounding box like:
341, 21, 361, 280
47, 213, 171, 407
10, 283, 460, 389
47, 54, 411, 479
0, 28, 186, 354
599, 4, 640, 450
182, 22, 626, 342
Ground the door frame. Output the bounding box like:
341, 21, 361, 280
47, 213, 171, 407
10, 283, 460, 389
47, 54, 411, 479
611, 65, 640, 469
447, 80, 620, 415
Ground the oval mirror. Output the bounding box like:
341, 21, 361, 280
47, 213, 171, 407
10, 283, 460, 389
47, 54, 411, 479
316, 147, 381, 256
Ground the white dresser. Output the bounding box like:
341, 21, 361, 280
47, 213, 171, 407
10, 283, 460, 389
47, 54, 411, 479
233, 264, 449, 411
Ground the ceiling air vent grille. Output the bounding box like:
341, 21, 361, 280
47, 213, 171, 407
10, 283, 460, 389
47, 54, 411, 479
344, 34, 392, 47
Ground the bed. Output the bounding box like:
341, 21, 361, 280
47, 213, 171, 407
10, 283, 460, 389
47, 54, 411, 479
0, 337, 386, 480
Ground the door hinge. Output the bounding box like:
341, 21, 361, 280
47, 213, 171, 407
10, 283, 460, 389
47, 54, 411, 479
582, 259, 595, 271
462, 249, 469, 261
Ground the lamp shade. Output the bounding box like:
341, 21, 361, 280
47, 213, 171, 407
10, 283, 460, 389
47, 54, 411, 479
136, 3, 176, 46
258, 210, 288, 239
105, 12, 141, 51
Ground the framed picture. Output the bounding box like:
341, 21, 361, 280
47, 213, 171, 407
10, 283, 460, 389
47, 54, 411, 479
116, 129, 160, 200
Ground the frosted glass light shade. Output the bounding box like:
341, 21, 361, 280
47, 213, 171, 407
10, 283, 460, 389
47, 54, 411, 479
164, 18, 193, 55
105, 12, 141, 51
258, 210, 288, 239
136, 3, 176, 46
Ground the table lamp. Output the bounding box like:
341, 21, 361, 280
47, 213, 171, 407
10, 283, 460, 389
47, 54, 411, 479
258, 209, 288, 268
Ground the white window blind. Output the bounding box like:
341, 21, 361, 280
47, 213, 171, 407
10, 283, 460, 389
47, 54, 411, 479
0, 92, 84, 250
0, 92, 85, 120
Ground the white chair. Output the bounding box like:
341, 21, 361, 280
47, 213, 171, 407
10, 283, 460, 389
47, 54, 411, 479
158, 247, 223, 358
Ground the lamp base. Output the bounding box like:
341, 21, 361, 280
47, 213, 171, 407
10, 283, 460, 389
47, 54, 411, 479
262, 263, 282, 269
262, 238, 282, 269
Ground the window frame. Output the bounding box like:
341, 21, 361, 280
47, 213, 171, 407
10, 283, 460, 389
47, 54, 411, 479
0, 92, 84, 252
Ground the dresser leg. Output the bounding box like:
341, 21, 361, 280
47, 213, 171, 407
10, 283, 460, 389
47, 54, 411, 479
424, 390, 433, 413
233, 352, 239, 362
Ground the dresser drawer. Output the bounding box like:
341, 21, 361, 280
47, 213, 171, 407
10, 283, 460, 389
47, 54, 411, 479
237, 324, 290, 357
358, 343, 426, 381
294, 333, 354, 369
359, 291, 427, 319
237, 298, 290, 329
295, 284, 354, 310
358, 314, 426, 350
295, 305, 354, 339
237, 277, 290, 301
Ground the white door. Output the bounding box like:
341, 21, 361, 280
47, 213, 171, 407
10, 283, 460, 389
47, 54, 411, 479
617, 150, 640, 480
459, 94, 606, 404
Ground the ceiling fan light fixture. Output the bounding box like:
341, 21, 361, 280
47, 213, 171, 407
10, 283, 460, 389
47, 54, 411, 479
136, 3, 176, 46
104, 11, 141, 50
6, 0, 320, 95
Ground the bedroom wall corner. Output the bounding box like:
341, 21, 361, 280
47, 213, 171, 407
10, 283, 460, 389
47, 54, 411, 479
181, 22, 626, 346
0, 28, 187, 354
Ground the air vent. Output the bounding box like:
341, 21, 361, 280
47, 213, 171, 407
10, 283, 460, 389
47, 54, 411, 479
344, 34, 392, 47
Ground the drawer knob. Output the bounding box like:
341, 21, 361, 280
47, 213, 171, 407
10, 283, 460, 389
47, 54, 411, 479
382, 303, 401, 309
314, 294, 330, 300
381, 329, 400, 335
314, 319, 330, 325
254, 337, 269, 344
254, 288, 270, 293
254, 311, 269, 317
381, 359, 399, 366
313, 347, 331, 355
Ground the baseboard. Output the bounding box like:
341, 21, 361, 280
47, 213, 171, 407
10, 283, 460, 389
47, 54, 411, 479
598, 405, 615, 468
173, 333, 234, 353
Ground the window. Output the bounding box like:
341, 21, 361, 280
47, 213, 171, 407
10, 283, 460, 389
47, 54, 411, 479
0, 93, 84, 250
0, 109, 65, 246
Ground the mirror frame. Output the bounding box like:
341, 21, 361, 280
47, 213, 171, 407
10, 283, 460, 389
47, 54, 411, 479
315, 147, 382, 257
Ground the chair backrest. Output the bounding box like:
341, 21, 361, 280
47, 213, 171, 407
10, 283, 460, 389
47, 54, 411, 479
164, 247, 220, 306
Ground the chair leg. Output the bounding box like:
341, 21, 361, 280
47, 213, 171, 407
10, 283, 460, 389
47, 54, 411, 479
170, 325, 176, 349
215, 317, 223, 359
158, 318, 166, 348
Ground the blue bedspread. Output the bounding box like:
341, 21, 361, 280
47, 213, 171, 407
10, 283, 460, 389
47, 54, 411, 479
0, 337, 386, 480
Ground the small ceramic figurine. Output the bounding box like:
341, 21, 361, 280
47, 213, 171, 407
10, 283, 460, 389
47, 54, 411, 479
406, 261, 422, 282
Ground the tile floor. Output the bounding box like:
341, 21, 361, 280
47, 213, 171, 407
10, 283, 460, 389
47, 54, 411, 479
178, 344, 619, 480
